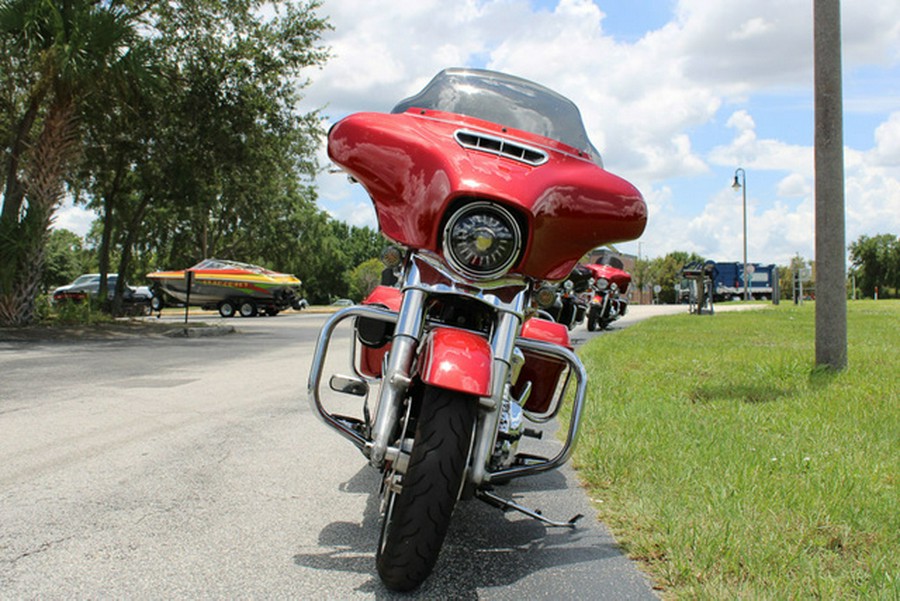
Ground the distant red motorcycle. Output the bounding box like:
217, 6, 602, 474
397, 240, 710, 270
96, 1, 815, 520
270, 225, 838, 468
584, 263, 632, 331
307, 68, 646, 591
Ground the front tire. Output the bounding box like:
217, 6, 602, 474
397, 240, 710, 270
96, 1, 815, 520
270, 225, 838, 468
376, 386, 476, 592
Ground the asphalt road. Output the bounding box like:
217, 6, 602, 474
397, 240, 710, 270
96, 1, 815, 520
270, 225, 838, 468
0, 308, 667, 599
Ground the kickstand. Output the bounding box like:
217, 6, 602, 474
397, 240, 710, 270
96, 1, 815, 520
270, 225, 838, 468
476, 490, 583, 528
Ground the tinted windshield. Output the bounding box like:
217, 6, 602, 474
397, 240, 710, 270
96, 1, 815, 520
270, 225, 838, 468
392, 68, 602, 166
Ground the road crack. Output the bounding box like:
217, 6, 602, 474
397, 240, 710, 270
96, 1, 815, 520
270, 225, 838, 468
5, 536, 75, 564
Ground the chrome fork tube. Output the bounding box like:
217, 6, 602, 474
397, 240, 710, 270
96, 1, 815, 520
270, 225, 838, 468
469, 291, 526, 486
369, 265, 426, 468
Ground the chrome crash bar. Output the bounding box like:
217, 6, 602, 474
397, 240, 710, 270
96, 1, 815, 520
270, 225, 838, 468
482, 337, 587, 484
307, 305, 588, 485
307, 304, 398, 456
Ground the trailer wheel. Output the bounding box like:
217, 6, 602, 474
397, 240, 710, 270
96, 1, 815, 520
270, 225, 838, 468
238, 300, 257, 317
218, 300, 236, 318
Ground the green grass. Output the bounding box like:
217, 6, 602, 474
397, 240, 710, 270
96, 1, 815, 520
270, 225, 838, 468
573, 300, 899, 599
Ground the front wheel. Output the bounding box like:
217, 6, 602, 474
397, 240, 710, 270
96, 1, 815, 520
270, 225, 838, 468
587, 307, 599, 331
376, 386, 476, 592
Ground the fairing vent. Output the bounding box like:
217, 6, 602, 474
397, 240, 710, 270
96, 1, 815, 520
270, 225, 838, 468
455, 130, 548, 166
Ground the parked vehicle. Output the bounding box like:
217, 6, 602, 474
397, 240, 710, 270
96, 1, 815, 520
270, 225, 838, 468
146, 258, 305, 317
52, 274, 153, 314
584, 263, 631, 330
543, 263, 592, 330
711, 261, 776, 301
307, 68, 646, 591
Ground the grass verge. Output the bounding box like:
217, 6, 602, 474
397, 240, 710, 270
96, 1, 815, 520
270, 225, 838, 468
574, 300, 898, 599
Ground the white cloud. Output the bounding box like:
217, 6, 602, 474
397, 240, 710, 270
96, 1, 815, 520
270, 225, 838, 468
846, 144, 900, 242
726, 110, 755, 132
871, 112, 900, 166
777, 173, 810, 197
52, 199, 96, 237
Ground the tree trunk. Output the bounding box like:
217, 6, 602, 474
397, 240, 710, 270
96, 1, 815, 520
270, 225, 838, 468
1, 94, 45, 226
0, 99, 77, 326
111, 195, 151, 316
97, 155, 126, 312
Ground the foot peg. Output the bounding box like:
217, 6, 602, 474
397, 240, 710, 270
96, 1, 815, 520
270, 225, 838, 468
332, 414, 369, 438
476, 490, 582, 528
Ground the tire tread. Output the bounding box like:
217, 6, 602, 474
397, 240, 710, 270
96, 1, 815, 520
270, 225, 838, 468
376, 387, 476, 591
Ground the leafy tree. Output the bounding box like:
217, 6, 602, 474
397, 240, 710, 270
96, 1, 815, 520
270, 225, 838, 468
849, 233, 899, 298
0, 0, 149, 324
630, 256, 652, 303
73, 1, 330, 313
1, 0, 332, 323
288, 217, 384, 303
647, 251, 705, 304
777, 254, 814, 301
347, 257, 384, 301
42, 228, 88, 291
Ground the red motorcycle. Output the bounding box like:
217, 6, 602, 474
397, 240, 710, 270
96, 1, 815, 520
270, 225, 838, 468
584, 263, 633, 331
308, 68, 646, 591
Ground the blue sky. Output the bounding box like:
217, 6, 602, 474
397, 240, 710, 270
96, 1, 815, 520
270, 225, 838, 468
57, 0, 900, 267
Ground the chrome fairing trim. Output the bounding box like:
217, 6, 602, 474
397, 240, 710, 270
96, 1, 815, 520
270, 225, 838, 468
412, 251, 528, 292
454, 129, 549, 166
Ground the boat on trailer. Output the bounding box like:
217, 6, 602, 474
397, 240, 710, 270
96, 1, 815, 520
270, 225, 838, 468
147, 258, 306, 317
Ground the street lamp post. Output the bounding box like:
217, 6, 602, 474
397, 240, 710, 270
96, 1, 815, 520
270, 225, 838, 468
732, 168, 750, 301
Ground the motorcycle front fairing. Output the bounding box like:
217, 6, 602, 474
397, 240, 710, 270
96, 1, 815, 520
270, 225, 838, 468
585, 263, 632, 293
329, 111, 645, 282
328, 69, 647, 283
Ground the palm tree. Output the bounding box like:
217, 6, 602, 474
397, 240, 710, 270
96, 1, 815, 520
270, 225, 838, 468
0, 0, 146, 325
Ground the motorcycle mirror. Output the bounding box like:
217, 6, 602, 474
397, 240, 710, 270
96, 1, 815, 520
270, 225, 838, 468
329, 374, 369, 397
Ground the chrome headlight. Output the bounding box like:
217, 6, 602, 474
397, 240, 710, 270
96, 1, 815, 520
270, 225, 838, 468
443, 202, 522, 280
535, 284, 557, 309
596, 278, 609, 291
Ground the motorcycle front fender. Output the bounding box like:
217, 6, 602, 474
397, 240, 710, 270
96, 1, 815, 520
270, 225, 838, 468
418, 327, 493, 397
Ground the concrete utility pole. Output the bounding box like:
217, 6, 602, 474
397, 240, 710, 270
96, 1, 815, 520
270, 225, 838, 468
814, 0, 848, 370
